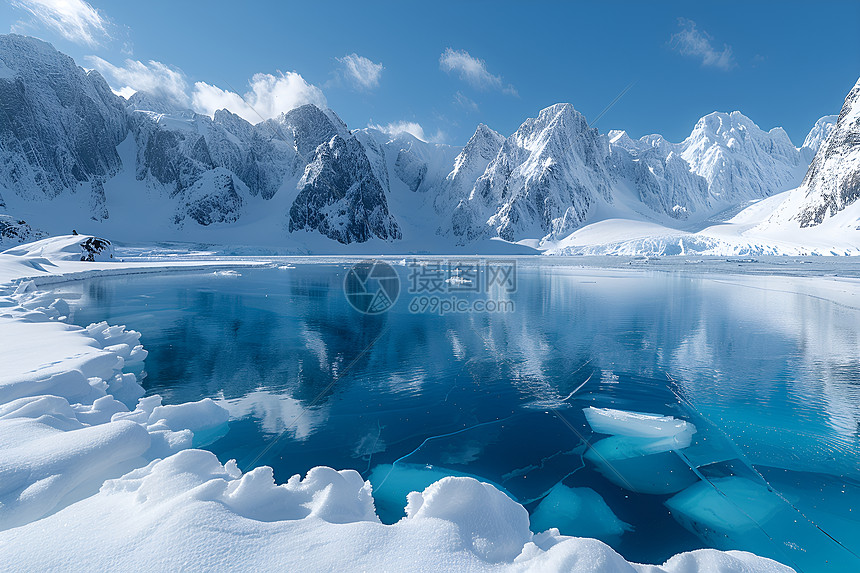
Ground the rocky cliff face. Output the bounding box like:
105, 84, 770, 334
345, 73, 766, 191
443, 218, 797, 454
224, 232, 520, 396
0, 214, 45, 246
0, 35, 126, 220
792, 79, 860, 227
289, 135, 401, 243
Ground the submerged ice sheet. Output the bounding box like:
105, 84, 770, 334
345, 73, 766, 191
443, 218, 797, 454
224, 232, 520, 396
529, 484, 632, 544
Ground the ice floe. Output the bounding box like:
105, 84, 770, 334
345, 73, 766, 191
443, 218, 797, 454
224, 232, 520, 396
583, 407, 699, 494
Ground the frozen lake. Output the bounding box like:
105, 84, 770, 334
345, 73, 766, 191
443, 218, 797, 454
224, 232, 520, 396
58, 261, 860, 571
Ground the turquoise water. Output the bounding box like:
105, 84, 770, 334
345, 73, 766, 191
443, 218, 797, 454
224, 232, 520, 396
61, 262, 860, 571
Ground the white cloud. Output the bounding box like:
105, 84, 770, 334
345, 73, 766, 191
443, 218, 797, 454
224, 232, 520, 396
86, 56, 190, 107
337, 53, 383, 90
368, 120, 445, 144
671, 18, 736, 71
192, 72, 327, 123
11, 0, 110, 47
439, 48, 517, 95
114, 85, 136, 99
370, 120, 426, 140
454, 91, 479, 112
87, 56, 326, 123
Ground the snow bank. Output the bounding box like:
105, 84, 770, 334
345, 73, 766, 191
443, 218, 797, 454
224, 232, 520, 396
2, 234, 114, 262
368, 462, 509, 523
406, 476, 532, 563
0, 449, 795, 573
0, 237, 797, 572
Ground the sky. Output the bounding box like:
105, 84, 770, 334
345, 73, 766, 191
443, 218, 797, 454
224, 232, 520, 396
2, 0, 859, 146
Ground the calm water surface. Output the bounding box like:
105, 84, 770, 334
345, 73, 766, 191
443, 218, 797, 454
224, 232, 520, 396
59, 262, 860, 571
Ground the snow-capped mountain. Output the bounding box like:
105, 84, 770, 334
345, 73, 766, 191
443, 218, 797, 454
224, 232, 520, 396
0, 35, 126, 220
676, 111, 809, 204
443, 104, 615, 243
437, 104, 827, 245
765, 78, 860, 229
0, 33, 846, 253
800, 114, 838, 162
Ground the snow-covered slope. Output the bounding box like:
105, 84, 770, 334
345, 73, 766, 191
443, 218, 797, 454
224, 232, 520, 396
766, 79, 860, 230
2, 234, 114, 261
607, 130, 710, 221
800, 115, 838, 162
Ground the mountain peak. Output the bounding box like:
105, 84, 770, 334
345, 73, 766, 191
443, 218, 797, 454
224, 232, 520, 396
127, 90, 190, 115
692, 110, 758, 136
784, 75, 860, 227
474, 123, 503, 140
537, 102, 587, 127
272, 104, 350, 160
467, 123, 504, 148
802, 115, 839, 156
0, 33, 57, 60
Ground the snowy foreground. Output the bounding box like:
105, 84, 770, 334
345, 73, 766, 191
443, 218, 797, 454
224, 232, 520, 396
0, 237, 796, 572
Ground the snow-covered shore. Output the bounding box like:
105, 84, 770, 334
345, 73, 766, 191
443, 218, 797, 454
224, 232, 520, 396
0, 236, 795, 572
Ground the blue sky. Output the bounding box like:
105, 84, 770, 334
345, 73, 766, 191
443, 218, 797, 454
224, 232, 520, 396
3, 0, 859, 146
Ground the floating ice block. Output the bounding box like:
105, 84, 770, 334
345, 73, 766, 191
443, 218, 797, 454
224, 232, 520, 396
584, 407, 695, 443
581, 407, 700, 494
